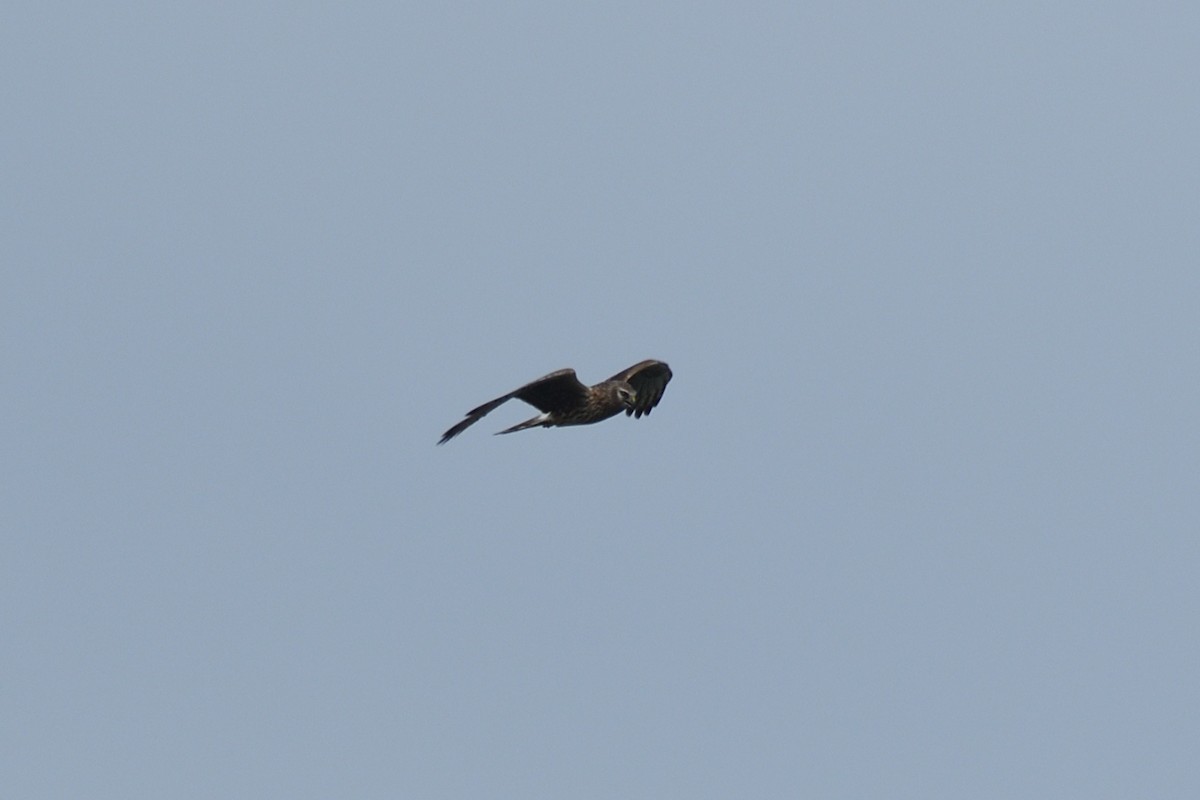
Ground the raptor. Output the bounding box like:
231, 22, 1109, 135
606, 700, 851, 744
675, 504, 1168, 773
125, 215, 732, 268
438, 359, 673, 444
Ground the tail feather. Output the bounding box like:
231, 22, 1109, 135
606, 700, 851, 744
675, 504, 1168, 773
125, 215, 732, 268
496, 414, 550, 436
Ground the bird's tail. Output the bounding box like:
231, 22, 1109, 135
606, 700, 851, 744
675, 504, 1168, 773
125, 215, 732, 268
496, 414, 550, 436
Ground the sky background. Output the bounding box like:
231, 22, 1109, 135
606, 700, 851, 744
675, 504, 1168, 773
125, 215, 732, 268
3, 2, 1198, 798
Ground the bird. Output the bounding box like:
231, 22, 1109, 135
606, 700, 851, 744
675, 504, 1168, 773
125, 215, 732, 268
438, 359, 673, 444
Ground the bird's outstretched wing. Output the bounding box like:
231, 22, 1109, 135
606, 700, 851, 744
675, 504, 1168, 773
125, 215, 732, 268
438, 368, 589, 444
607, 359, 673, 418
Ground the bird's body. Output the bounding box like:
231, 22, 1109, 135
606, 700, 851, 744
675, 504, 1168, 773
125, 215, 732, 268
438, 359, 673, 444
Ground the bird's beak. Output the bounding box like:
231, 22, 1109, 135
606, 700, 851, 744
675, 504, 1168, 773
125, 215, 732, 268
626, 391, 638, 406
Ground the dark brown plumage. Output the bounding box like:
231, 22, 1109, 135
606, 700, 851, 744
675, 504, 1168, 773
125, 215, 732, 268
438, 359, 673, 444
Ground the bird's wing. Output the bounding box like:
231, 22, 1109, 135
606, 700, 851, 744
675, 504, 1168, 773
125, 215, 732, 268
512, 368, 590, 413
607, 359, 673, 418
438, 368, 589, 444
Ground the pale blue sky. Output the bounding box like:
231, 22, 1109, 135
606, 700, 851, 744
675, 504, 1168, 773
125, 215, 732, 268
3, 3, 1198, 798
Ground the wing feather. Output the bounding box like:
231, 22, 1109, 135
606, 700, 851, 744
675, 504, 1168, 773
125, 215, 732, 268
513, 369, 590, 414
438, 368, 590, 444
438, 392, 514, 444
607, 359, 673, 418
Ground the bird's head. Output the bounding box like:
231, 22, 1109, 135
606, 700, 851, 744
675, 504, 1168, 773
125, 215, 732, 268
615, 382, 637, 409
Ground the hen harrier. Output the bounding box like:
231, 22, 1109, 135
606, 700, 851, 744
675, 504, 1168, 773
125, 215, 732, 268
438, 359, 673, 444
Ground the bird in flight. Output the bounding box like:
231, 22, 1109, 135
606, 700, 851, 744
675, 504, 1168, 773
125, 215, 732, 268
438, 359, 673, 444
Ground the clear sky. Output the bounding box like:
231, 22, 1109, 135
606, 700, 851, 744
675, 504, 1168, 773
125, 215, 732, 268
4, 3, 1198, 798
